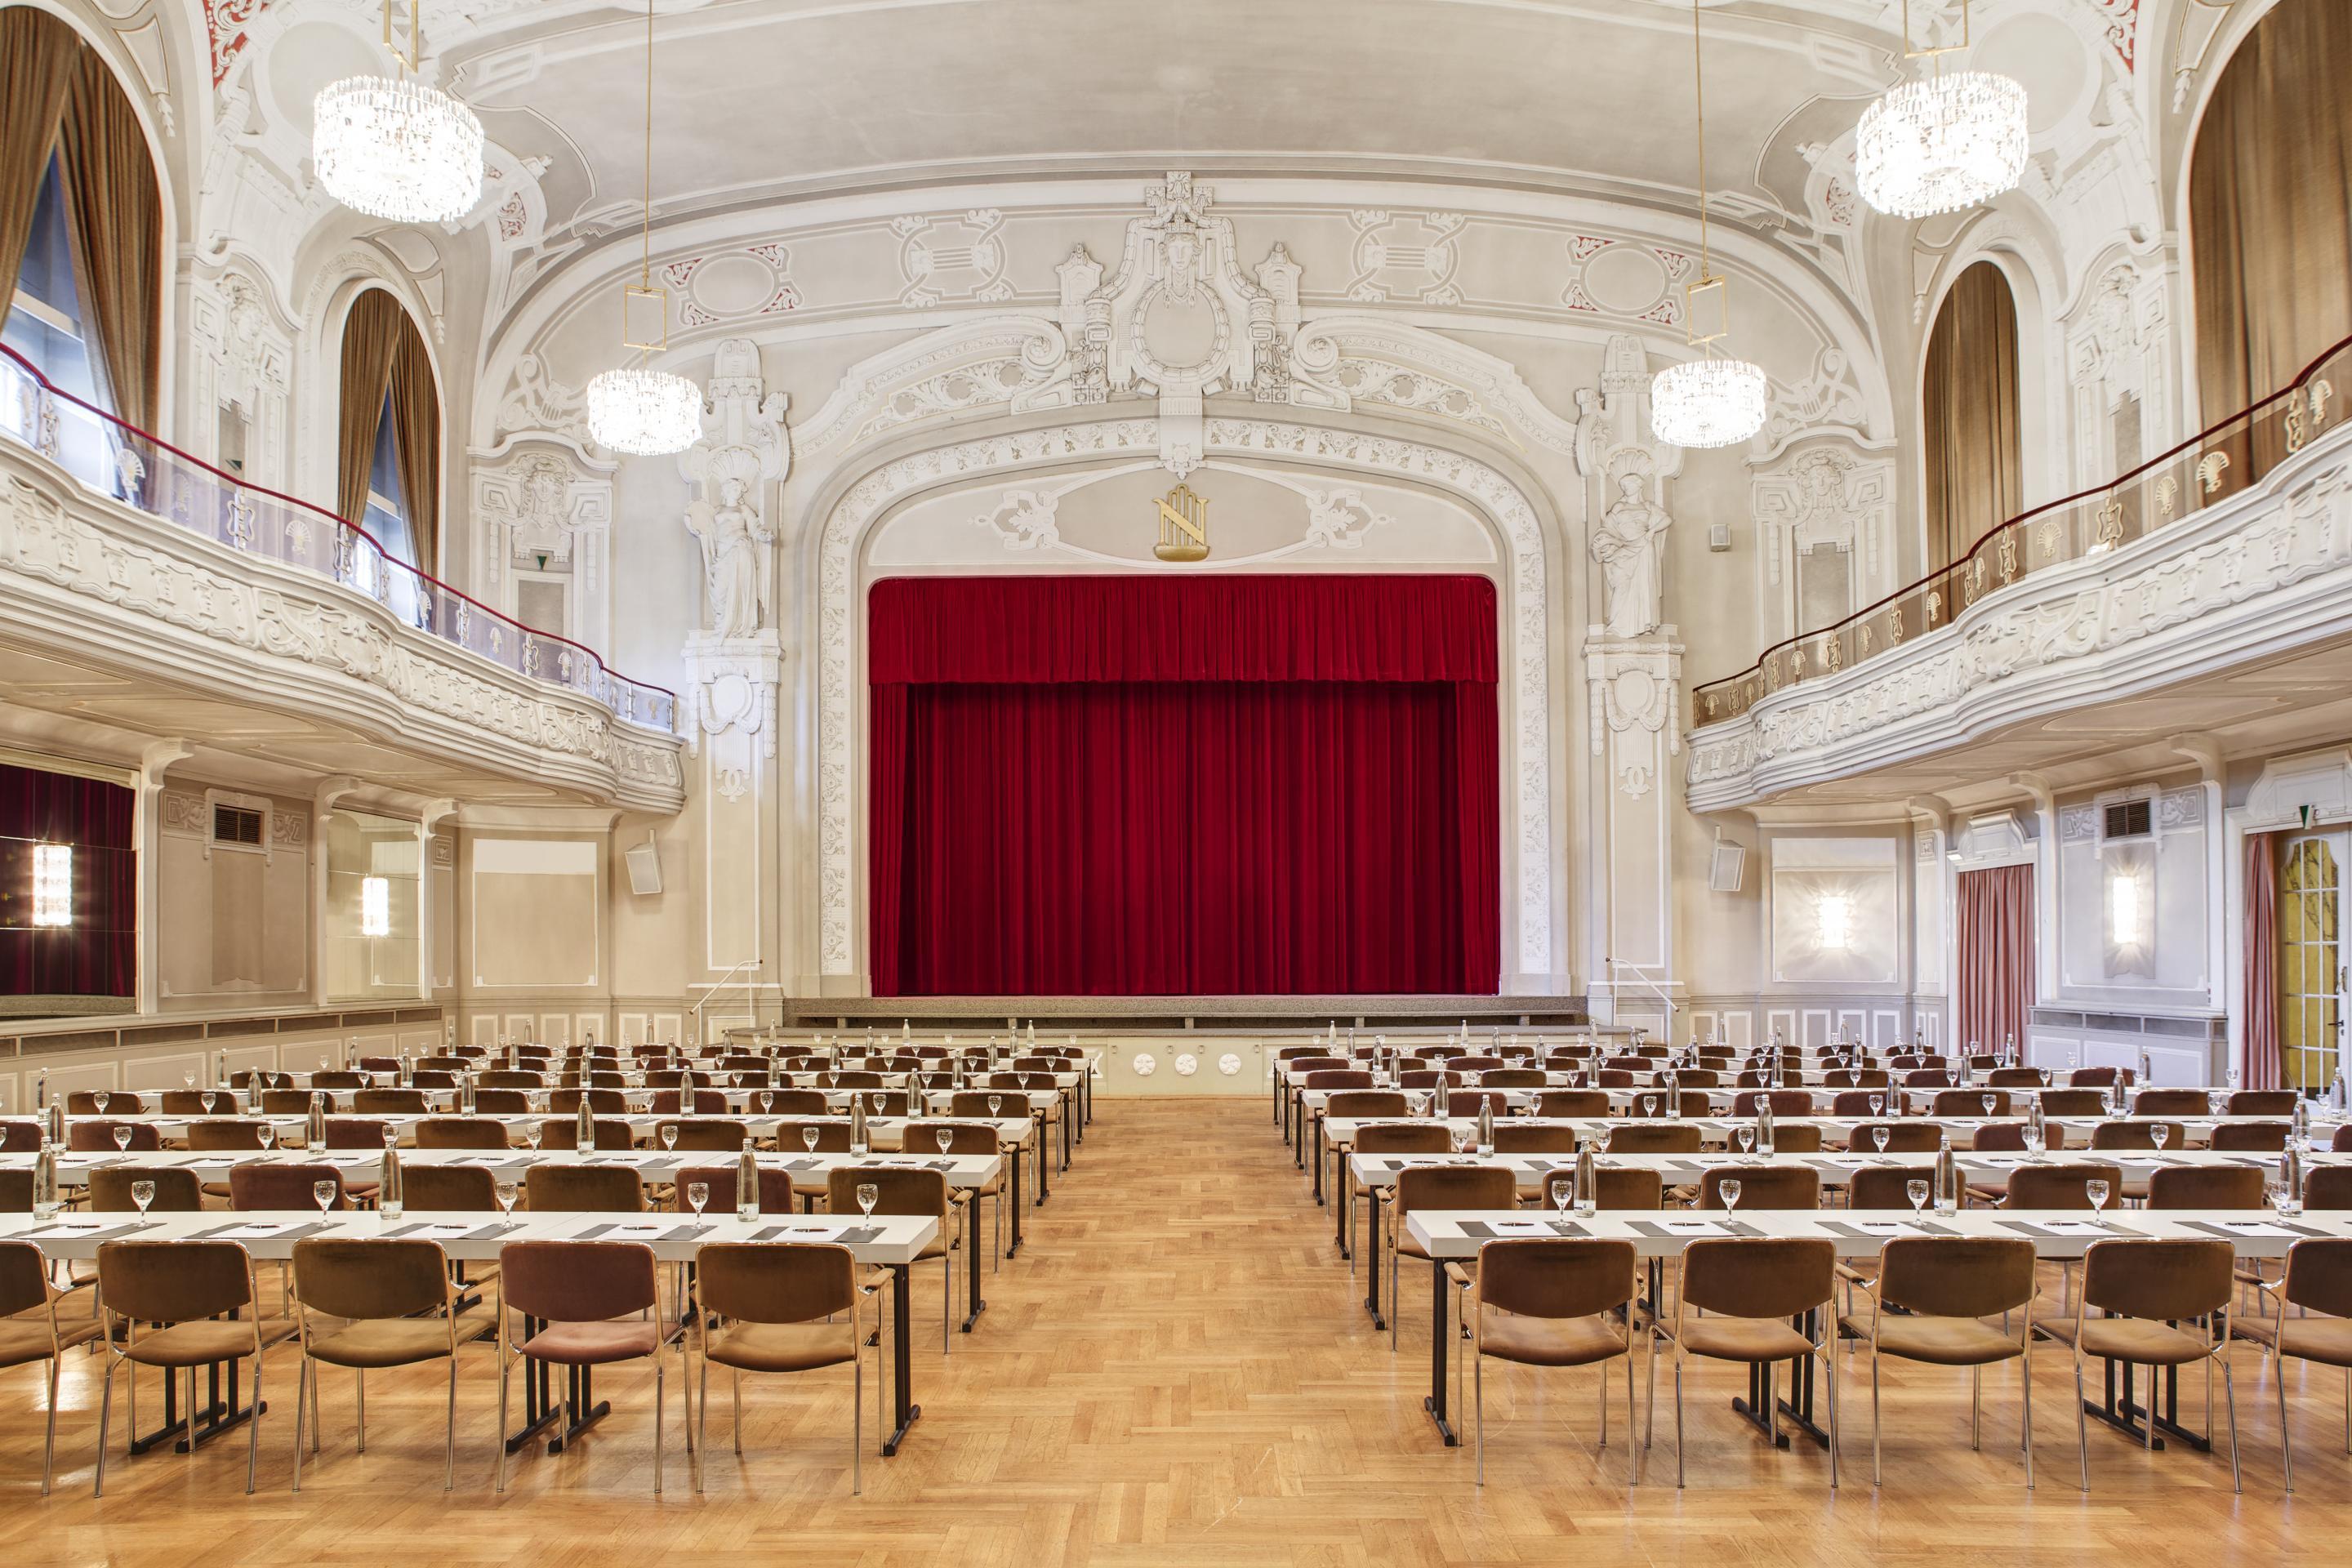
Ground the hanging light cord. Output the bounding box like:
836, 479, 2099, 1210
383, 0, 420, 76
639, 0, 656, 292
1690, 0, 1709, 283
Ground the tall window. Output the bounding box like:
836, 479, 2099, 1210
2277, 834, 2343, 1092
1, 157, 110, 474
336, 290, 440, 585
2189, 0, 2352, 488
1921, 261, 2023, 572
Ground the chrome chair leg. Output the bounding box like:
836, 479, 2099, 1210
443, 1357, 457, 1492
244, 1353, 263, 1495
2020, 1347, 2035, 1490
92, 1353, 115, 1498
2221, 1343, 2242, 1494
1673, 1356, 1686, 1488
292, 1352, 310, 1492
1473, 1348, 1485, 1486
2073, 1354, 2091, 1491
2277, 1346, 2296, 1492
42, 1358, 60, 1496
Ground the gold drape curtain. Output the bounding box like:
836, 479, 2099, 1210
0, 8, 77, 305
2189, 0, 2352, 488
387, 324, 439, 579
54, 47, 161, 432
1922, 261, 2023, 572
336, 289, 403, 528
336, 288, 439, 578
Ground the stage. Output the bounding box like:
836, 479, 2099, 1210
774, 993, 1589, 1033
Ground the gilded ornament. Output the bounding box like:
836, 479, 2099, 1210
1926, 590, 1942, 627
2155, 475, 2179, 519
2198, 451, 2230, 493
1857, 621, 1873, 658
1888, 604, 1905, 644
2094, 495, 2125, 551
1998, 527, 2017, 582
1822, 632, 1842, 673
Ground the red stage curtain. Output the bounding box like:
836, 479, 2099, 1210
2243, 831, 2281, 1091
1955, 864, 2034, 1055
0, 762, 135, 997
870, 576, 1499, 996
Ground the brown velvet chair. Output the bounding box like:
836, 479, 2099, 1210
2128, 1088, 2212, 1117
1829, 1090, 1892, 1118
691, 1241, 871, 1492
843, 1089, 913, 1119
287, 1236, 462, 1490
476, 1070, 542, 1089
413, 1118, 510, 1152
1846, 1166, 1937, 1211
2087, 1120, 2185, 1151
1325, 1091, 1410, 1120
1664, 1236, 1841, 1486
1731, 1090, 1817, 1119
160, 1090, 238, 1116
0, 1120, 39, 1153
2146, 1165, 2266, 1209
536, 1118, 637, 1153
87, 1166, 202, 1215
229, 1162, 349, 1211
1604, 1124, 1703, 1155
657, 1118, 756, 1153
1846, 1121, 1942, 1154
1533, 1089, 1610, 1119
67, 1121, 160, 1153
2233, 1236, 2352, 1491
1986, 1067, 2044, 1088
525, 1165, 644, 1213
1697, 1165, 1821, 1212
353, 1089, 429, 1116
66, 1092, 145, 1116
673, 1164, 795, 1217
1838, 1236, 2038, 1488
1479, 1068, 1548, 1089
474, 1089, 532, 1115
1387, 1165, 1517, 1352
2042, 1238, 2239, 1491
1931, 1089, 2012, 1119
92, 1240, 287, 1495
1468, 1237, 1642, 1485
400, 1163, 501, 1211
1533, 1165, 1666, 1213
748, 1088, 827, 1117
651, 1089, 731, 1116
0, 1240, 103, 1491
494, 1239, 684, 1493
1628, 1091, 1714, 1119
1766, 1125, 1827, 1153
260, 1089, 315, 1116
1973, 1121, 2065, 1152
2209, 1121, 2291, 1152
550, 1087, 629, 1115
2305, 1165, 2352, 1209
2038, 1089, 2110, 1116
825, 1167, 956, 1353
2227, 1090, 2300, 1117
777, 1119, 855, 1153
2001, 1162, 2123, 1210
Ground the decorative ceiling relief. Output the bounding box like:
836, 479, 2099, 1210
488, 354, 592, 454
1750, 348, 1881, 463
662, 244, 803, 328
1561, 237, 1691, 327
204, 0, 267, 90
1344, 210, 1467, 304
2082, 0, 2140, 71
893, 210, 1013, 306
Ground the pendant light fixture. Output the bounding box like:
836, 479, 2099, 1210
1649, 0, 1768, 450
1857, 0, 2028, 220
585, 0, 703, 457
313, 1, 483, 225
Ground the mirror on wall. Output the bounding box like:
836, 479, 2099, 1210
0, 760, 136, 1022
323, 808, 419, 1001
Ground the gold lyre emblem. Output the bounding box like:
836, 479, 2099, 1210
1152, 483, 1210, 563
2286, 399, 2309, 454
2198, 451, 2231, 494
1822, 632, 1842, 673
1887, 604, 1904, 645
1857, 621, 1873, 658
1998, 526, 2018, 582
2093, 493, 2125, 552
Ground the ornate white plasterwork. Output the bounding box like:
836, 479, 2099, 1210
1587, 632, 1682, 799
0, 463, 684, 811
794, 318, 1072, 457
1687, 434, 2352, 813
1291, 316, 1583, 457
682, 630, 781, 801
962, 460, 1397, 566
1748, 348, 1880, 464
813, 416, 1557, 980
1752, 444, 1895, 596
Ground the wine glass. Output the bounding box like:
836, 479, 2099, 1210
801, 1125, 820, 1154
987, 1094, 1004, 1118
1718, 1178, 1743, 1215
1872, 1125, 1891, 1155
660, 1124, 679, 1152
758, 1090, 773, 1115
934, 1126, 953, 1156
2039, 1067, 2053, 1088
2087, 1178, 2112, 1220
856, 1182, 879, 1218
312, 1179, 337, 1214
110, 1125, 131, 1153
182, 1071, 195, 1090
525, 1120, 543, 1152
1641, 1094, 1658, 1117
495, 1180, 519, 1216
93, 1092, 110, 1117
1981, 1094, 1998, 1118
258, 1122, 276, 1152
130, 1178, 155, 1227
2151, 1123, 2171, 1152
686, 1182, 709, 1219
2275, 1174, 2305, 1218
1869, 1094, 1885, 1119
870, 1093, 887, 1117
1735, 1125, 1756, 1159
1905, 1178, 1930, 1217
1552, 1173, 1575, 1218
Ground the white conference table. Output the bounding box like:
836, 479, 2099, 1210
1395, 1205, 2350, 1454
0, 1206, 941, 1458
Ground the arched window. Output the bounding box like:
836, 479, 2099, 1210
2189, 0, 2352, 486
1, 8, 164, 449
1921, 261, 2022, 572
336, 288, 439, 582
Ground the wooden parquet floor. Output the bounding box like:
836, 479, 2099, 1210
4, 1097, 2350, 1566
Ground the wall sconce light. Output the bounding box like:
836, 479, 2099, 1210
30, 844, 70, 927
1819, 892, 1854, 951
2109, 873, 2142, 948
361, 875, 391, 938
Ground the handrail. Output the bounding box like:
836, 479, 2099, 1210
0, 340, 677, 733
1692, 327, 2352, 727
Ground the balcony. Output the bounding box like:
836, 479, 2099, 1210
0, 350, 684, 813
1687, 338, 2352, 812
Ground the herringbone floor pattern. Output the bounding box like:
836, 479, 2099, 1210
2, 1096, 2347, 1565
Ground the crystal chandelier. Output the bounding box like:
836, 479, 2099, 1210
1650, 0, 1768, 450
585, 0, 702, 457
587, 366, 702, 455
1857, 1, 2027, 219
313, 3, 482, 225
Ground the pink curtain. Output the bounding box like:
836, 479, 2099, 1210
2244, 831, 2281, 1090
1956, 864, 2034, 1054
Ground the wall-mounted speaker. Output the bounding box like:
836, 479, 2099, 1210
1708, 835, 1746, 893
624, 835, 662, 896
